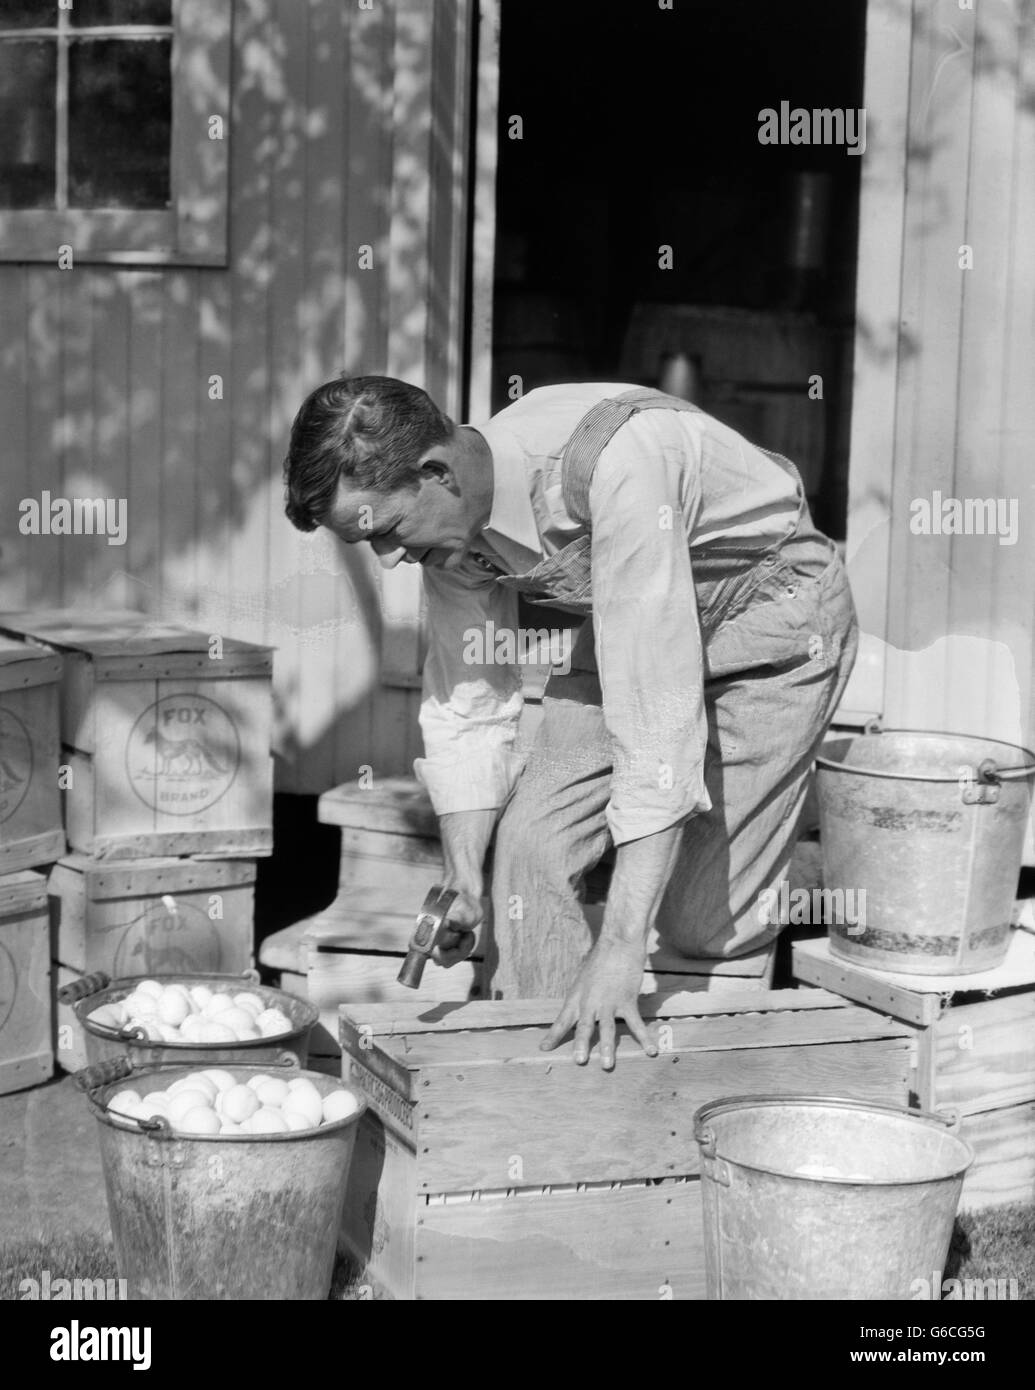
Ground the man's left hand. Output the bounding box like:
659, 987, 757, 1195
539, 935, 658, 1070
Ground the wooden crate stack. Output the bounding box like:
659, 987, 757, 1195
263, 776, 777, 1073
337, 991, 913, 1299
0, 608, 274, 1077
793, 931, 1035, 1211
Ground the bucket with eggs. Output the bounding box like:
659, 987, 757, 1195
77, 1054, 365, 1299
57, 971, 319, 1069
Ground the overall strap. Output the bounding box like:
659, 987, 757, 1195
561, 388, 702, 525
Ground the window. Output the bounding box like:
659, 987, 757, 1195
0, 0, 231, 265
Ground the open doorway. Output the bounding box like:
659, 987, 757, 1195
489, 0, 867, 539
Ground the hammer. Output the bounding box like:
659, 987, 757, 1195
396, 885, 460, 989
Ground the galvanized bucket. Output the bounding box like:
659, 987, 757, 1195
816, 726, 1035, 974
694, 1096, 973, 1300
80, 1055, 366, 1300
58, 971, 319, 1068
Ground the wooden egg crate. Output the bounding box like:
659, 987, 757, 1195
337, 990, 914, 1299
793, 930, 1035, 1211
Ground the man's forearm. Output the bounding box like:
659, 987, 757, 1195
438, 808, 498, 891
600, 823, 686, 952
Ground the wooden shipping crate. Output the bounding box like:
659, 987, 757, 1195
338, 991, 914, 1300
0, 609, 273, 859
0, 870, 52, 1094
0, 638, 65, 874
49, 853, 256, 977
793, 932, 1035, 1211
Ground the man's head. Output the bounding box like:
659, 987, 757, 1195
283, 375, 493, 570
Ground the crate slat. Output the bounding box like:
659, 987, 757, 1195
0, 638, 65, 874
414, 1181, 705, 1301
0, 870, 53, 1094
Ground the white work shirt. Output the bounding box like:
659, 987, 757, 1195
414, 383, 799, 845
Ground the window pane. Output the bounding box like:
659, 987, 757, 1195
70, 1, 172, 24
68, 38, 171, 209
0, 41, 56, 210
0, 2, 56, 29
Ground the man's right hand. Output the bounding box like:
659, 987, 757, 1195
430, 882, 484, 968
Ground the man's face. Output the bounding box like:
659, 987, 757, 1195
322, 454, 476, 571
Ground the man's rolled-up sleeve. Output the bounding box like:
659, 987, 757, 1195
588, 411, 712, 845
413, 560, 525, 814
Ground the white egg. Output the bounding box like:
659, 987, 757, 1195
179, 1014, 203, 1041
282, 1091, 323, 1129
221, 1085, 260, 1124
135, 979, 165, 1000
253, 1078, 291, 1107
257, 1010, 292, 1038
249, 1107, 289, 1135
232, 992, 265, 1016
322, 1090, 360, 1124
174, 1074, 218, 1102
196, 1021, 236, 1044
203, 993, 234, 1018
136, 1020, 164, 1041
219, 1120, 242, 1135
189, 985, 214, 1010
167, 1089, 214, 1125
199, 1068, 236, 1094
283, 1110, 313, 1132
215, 1007, 256, 1033
285, 1078, 322, 1106
108, 1089, 142, 1118
156, 1024, 182, 1043
177, 1106, 221, 1136
157, 989, 191, 1027
246, 1074, 275, 1092
140, 1092, 171, 1118
123, 992, 158, 1021
233, 1027, 260, 1041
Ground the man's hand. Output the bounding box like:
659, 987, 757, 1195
539, 935, 658, 1070
430, 882, 484, 968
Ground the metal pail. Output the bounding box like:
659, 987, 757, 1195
80, 1055, 365, 1300
816, 727, 1035, 973
694, 1096, 973, 1300
58, 970, 318, 1067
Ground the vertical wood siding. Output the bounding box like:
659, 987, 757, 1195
0, 0, 472, 795
845, 0, 1035, 777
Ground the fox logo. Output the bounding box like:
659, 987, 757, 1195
127, 695, 239, 815
0, 708, 32, 822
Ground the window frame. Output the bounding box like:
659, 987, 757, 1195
0, 0, 231, 266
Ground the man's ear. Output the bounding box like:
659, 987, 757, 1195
418, 450, 456, 485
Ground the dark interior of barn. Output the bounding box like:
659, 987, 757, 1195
490, 0, 868, 539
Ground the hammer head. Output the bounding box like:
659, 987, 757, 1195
397, 885, 459, 989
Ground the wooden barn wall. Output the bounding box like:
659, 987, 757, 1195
0, 0, 471, 796
845, 0, 1035, 773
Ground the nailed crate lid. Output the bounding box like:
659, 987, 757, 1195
0, 635, 62, 694
53, 853, 257, 900
341, 992, 915, 1192
0, 869, 48, 917
0, 609, 273, 680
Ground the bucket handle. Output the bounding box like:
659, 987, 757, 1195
75, 1056, 134, 1091
57, 970, 112, 1005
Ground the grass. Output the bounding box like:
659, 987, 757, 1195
2, 1206, 1033, 1299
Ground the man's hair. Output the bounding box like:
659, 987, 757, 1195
283, 375, 454, 531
